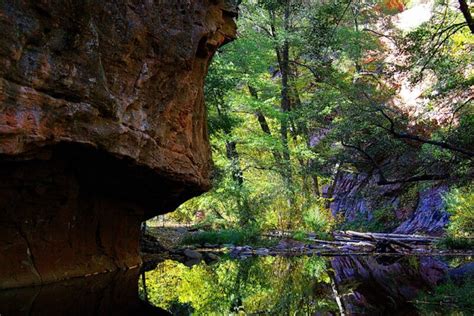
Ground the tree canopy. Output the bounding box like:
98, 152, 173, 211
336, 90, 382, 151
171, 0, 473, 234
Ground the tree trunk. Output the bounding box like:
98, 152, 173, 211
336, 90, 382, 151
215, 103, 252, 225
459, 0, 474, 34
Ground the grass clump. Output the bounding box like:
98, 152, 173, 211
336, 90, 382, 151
182, 228, 270, 246
437, 236, 474, 250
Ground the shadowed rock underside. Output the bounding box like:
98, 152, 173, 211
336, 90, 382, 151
0, 0, 236, 289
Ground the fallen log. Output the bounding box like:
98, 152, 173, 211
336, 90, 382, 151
307, 238, 376, 248
263, 230, 438, 254
334, 231, 438, 244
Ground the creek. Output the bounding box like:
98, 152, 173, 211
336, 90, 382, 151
140, 254, 473, 315
1, 254, 472, 315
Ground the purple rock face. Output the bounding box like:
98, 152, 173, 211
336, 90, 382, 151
331, 255, 448, 314
395, 185, 449, 235
329, 172, 449, 235
329, 173, 403, 221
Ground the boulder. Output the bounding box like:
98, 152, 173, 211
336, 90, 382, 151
204, 252, 220, 262
255, 248, 270, 255
183, 249, 203, 260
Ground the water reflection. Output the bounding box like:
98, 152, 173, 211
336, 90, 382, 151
140, 255, 469, 315
0, 255, 470, 315
140, 256, 337, 315
0, 269, 167, 316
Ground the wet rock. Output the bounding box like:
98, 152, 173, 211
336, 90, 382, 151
184, 259, 201, 268
204, 252, 220, 262
341, 245, 362, 252
183, 249, 203, 260
331, 255, 448, 314
276, 239, 305, 250
0, 268, 170, 315
229, 246, 251, 257
169, 254, 186, 263
140, 234, 167, 253
0, 0, 237, 289
255, 248, 270, 255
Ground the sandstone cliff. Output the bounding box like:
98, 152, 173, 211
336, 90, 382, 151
0, 0, 236, 289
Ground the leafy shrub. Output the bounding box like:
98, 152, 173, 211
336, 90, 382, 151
300, 199, 335, 236
292, 230, 307, 241
444, 186, 474, 239
339, 206, 399, 233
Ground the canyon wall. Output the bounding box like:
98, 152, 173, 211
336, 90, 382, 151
0, 0, 237, 289
328, 172, 449, 235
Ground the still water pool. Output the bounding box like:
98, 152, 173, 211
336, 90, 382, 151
0, 255, 472, 315
139, 255, 473, 315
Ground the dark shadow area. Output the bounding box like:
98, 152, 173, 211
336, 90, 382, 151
0, 268, 169, 315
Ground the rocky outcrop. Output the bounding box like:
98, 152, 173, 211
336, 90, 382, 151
328, 172, 449, 235
0, 0, 236, 289
328, 172, 405, 222
394, 184, 449, 235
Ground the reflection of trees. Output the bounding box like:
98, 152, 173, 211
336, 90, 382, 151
139, 257, 339, 315
141, 271, 148, 303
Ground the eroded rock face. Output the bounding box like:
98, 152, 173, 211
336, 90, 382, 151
0, 0, 236, 289
328, 172, 449, 235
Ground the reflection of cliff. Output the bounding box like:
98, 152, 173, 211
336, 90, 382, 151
0, 0, 236, 289
331, 255, 447, 315
0, 268, 169, 315
328, 171, 449, 235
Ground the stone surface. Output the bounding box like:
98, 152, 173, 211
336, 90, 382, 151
328, 171, 449, 235
183, 249, 203, 260
205, 252, 220, 261
0, 0, 236, 289
394, 184, 449, 235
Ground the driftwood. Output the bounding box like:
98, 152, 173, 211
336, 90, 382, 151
263, 230, 440, 254
334, 230, 439, 242
333, 231, 443, 253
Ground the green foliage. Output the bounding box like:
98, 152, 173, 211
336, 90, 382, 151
170, 0, 472, 238
291, 230, 307, 241
340, 207, 399, 233
444, 186, 474, 239
140, 256, 337, 315
181, 228, 270, 247
434, 185, 474, 250
415, 277, 474, 315
302, 206, 332, 232
437, 236, 474, 250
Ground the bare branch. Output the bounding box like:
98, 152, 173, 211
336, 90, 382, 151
361, 93, 474, 158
